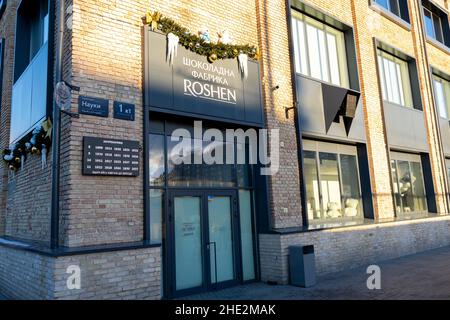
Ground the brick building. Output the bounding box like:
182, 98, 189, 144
0, 0, 449, 299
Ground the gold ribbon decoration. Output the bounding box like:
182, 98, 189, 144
146, 11, 161, 31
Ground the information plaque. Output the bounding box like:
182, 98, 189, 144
83, 137, 140, 177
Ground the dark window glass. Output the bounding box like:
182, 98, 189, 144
374, 0, 410, 22
167, 136, 235, 187
392, 158, 427, 215
340, 154, 362, 218
149, 134, 165, 186
237, 142, 253, 188
389, 0, 400, 16
433, 13, 444, 43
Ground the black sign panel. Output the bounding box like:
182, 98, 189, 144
113, 101, 135, 121
83, 137, 140, 177
79, 96, 109, 117
145, 30, 264, 127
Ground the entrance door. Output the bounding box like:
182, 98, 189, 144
168, 190, 241, 297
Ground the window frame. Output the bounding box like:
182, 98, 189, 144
390, 152, 428, 215
291, 10, 350, 88
372, 0, 410, 24
432, 73, 450, 120
377, 48, 414, 109
303, 140, 364, 224
424, 7, 445, 43
422, 0, 450, 48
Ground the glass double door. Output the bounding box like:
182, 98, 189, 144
168, 190, 241, 297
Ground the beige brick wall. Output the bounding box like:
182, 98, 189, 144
256, 0, 302, 228
0, 246, 161, 300
260, 216, 450, 284
53, 247, 161, 300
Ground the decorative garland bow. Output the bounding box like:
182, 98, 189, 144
2, 118, 52, 171
145, 11, 161, 31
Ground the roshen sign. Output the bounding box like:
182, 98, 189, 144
145, 30, 264, 127
182, 57, 237, 105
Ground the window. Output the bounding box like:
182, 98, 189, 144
373, 0, 410, 23
147, 117, 257, 248
391, 153, 427, 215
291, 11, 349, 87
377, 49, 414, 108
303, 140, 363, 223
9, 0, 49, 143
433, 74, 450, 119
423, 2, 450, 47
424, 8, 444, 43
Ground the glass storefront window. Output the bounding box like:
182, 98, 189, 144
304, 151, 321, 220
303, 142, 363, 223
390, 155, 428, 215
319, 152, 342, 219
340, 154, 362, 218
397, 160, 415, 212
411, 162, 427, 212
391, 160, 402, 212
167, 136, 236, 187
150, 189, 164, 244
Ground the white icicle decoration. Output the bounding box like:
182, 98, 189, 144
167, 33, 179, 65
41, 145, 47, 170
21, 155, 25, 171
238, 53, 249, 79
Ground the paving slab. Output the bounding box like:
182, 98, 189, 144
182, 246, 450, 300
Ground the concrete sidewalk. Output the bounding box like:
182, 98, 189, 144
183, 246, 450, 300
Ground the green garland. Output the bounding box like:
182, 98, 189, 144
2, 119, 52, 171
144, 11, 260, 62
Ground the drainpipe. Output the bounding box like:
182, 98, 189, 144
50, 0, 65, 249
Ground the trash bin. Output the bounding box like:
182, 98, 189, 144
289, 245, 316, 287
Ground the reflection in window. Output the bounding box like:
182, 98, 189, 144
391, 158, 428, 214
411, 162, 427, 212
304, 151, 321, 221
237, 142, 253, 188
340, 155, 362, 217
167, 136, 236, 188
320, 152, 342, 219
150, 189, 164, 244
149, 134, 165, 186
304, 147, 363, 223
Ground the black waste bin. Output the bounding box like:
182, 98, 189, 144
289, 245, 316, 287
